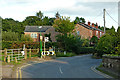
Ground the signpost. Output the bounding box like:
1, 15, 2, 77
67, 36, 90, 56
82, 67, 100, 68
43, 37, 49, 57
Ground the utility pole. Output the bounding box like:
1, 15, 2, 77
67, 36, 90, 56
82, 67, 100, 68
103, 9, 106, 34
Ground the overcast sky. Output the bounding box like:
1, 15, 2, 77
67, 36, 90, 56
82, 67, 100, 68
0, 0, 119, 30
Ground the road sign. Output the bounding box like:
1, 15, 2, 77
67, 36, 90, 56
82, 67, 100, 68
44, 37, 49, 42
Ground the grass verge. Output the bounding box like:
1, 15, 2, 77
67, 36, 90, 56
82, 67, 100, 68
96, 65, 120, 79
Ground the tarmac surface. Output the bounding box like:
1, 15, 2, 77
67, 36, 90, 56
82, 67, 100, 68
21, 54, 108, 78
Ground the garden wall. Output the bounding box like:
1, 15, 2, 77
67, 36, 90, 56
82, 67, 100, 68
102, 55, 120, 76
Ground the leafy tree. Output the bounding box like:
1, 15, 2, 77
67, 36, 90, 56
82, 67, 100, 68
23, 16, 42, 26
20, 34, 33, 41
90, 36, 98, 45
79, 17, 86, 23
74, 17, 86, 24
43, 16, 49, 25
53, 16, 75, 35
56, 34, 83, 53
49, 18, 55, 26
2, 31, 20, 41
96, 34, 115, 54
36, 11, 43, 19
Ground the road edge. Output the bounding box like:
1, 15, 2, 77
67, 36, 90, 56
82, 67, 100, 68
91, 65, 113, 78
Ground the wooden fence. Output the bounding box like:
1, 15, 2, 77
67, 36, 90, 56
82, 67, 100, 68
0, 48, 55, 63
0, 48, 39, 63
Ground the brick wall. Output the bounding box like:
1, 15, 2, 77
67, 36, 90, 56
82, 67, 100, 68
24, 27, 59, 42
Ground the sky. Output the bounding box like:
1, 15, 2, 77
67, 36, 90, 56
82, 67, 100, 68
0, 0, 119, 30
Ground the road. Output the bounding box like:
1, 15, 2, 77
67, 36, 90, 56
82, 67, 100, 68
21, 54, 106, 78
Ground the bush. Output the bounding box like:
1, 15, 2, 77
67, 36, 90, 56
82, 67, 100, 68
78, 47, 95, 54
56, 52, 76, 57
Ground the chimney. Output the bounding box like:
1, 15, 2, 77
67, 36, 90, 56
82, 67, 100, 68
88, 21, 90, 26
96, 23, 98, 28
92, 23, 94, 27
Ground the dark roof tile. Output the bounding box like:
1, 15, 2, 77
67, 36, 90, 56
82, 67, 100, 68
24, 26, 52, 32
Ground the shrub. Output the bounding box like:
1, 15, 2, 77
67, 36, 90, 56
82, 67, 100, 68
56, 52, 76, 57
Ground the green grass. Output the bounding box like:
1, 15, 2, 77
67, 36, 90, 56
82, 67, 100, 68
56, 52, 76, 57
103, 54, 120, 57
96, 65, 119, 79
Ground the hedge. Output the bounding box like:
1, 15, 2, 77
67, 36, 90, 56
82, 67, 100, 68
78, 47, 95, 54
2, 41, 57, 49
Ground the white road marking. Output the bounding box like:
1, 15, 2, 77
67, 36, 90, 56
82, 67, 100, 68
59, 66, 63, 74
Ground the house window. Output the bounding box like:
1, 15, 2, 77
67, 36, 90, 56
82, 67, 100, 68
31, 33, 37, 38
77, 31, 80, 35
90, 31, 92, 37
100, 32, 102, 37
96, 31, 98, 36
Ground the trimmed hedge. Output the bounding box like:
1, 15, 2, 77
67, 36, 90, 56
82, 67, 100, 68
2, 41, 57, 49
78, 47, 95, 54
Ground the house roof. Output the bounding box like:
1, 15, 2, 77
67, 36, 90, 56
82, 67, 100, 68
24, 26, 52, 32
78, 23, 104, 32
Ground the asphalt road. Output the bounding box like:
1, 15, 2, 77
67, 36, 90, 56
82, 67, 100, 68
21, 54, 105, 78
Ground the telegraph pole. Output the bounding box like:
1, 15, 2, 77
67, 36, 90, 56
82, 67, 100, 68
103, 9, 106, 34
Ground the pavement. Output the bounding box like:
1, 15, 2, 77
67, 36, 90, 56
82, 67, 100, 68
21, 54, 112, 78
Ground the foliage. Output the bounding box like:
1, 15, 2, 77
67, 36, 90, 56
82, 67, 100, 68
36, 11, 43, 19
2, 31, 20, 41
20, 34, 33, 42
53, 16, 75, 35
2, 18, 25, 35
96, 26, 120, 57
56, 52, 76, 57
90, 36, 98, 46
74, 17, 86, 24
55, 12, 60, 19
96, 34, 115, 54
56, 34, 90, 54
78, 47, 95, 54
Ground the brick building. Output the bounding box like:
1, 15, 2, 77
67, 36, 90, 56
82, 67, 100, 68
74, 22, 104, 40
24, 26, 59, 42
24, 22, 104, 42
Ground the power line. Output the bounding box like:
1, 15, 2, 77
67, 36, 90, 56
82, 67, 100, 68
93, 12, 103, 20
106, 10, 120, 26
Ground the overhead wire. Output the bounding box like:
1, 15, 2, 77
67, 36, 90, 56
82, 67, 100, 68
106, 10, 120, 26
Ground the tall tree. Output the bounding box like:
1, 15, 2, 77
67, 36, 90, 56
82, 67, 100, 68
55, 12, 60, 19
53, 16, 74, 35
36, 11, 43, 19
74, 17, 80, 24
74, 17, 86, 24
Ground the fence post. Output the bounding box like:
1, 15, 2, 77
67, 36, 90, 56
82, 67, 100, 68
24, 48, 27, 59
7, 55, 10, 63
29, 48, 31, 58
37, 48, 39, 53
4, 48, 7, 62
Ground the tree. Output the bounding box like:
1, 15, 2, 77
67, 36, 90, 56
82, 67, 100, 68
90, 36, 98, 45
49, 18, 55, 26
43, 16, 49, 25
23, 16, 42, 26
36, 11, 43, 19
96, 34, 115, 54
2, 31, 20, 41
53, 16, 75, 35
74, 17, 86, 24
74, 17, 80, 24
79, 17, 86, 23
55, 12, 60, 19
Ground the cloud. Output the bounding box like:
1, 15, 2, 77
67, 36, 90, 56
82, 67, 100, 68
0, 0, 119, 30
